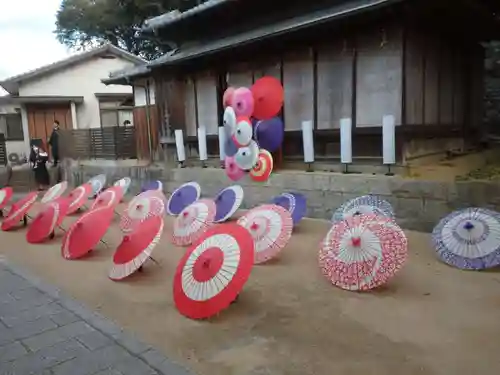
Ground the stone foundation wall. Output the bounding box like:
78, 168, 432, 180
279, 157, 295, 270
61, 162, 500, 233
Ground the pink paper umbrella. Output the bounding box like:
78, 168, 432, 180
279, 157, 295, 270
171, 199, 216, 246
225, 156, 245, 181
319, 214, 408, 291
120, 190, 166, 233
237, 204, 293, 264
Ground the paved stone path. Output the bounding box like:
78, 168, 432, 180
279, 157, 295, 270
0, 259, 193, 375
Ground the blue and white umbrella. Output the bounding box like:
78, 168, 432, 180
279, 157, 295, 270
332, 195, 394, 223
271, 192, 307, 226
141, 180, 163, 193
87, 174, 106, 198
432, 207, 500, 270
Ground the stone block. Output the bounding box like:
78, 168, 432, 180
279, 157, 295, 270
22, 321, 94, 352
0, 341, 28, 362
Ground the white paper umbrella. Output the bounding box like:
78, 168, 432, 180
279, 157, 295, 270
87, 174, 107, 197
41, 181, 68, 204
332, 194, 395, 223
120, 191, 166, 233
113, 177, 131, 196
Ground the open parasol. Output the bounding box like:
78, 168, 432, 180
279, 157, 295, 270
120, 190, 166, 233
231, 116, 253, 147
173, 223, 254, 319
432, 207, 500, 270
251, 76, 284, 120
271, 192, 307, 226
213, 185, 244, 223
61, 206, 114, 260
141, 180, 163, 193
237, 204, 293, 264
332, 195, 395, 223
1, 191, 38, 231
87, 174, 106, 197
0, 186, 13, 217
166, 182, 201, 216
224, 156, 245, 181
40, 181, 68, 204
249, 149, 273, 182
113, 177, 131, 196
254, 117, 284, 152
171, 199, 216, 246
109, 215, 164, 280
319, 214, 408, 291
66, 183, 93, 215
231, 87, 254, 117
26, 199, 68, 243
90, 186, 123, 211
234, 140, 259, 170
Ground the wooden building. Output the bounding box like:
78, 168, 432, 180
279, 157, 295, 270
108, 0, 500, 170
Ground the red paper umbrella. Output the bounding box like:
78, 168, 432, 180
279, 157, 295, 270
61, 207, 114, 260
319, 214, 408, 291
120, 190, 166, 233
173, 223, 254, 319
26, 200, 64, 243
251, 76, 284, 120
66, 184, 93, 214
1, 192, 38, 231
90, 186, 123, 211
109, 216, 164, 280
40, 181, 68, 204
0, 186, 13, 211
249, 149, 273, 182
171, 199, 216, 246
237, 204, 293, 264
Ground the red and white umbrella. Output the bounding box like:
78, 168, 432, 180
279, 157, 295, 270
171, 199, 216, 246
120, 190, 166, 233
237, 204, 293, 264
0, 187, 13, 217
40, 181, 68, 204
26, 199, 67, 243
61, 207, 114, 260
90, 186, 123, 211
66, 183, 93, 214
109, 216, 164, 280
1, 192, 38, 231
319, 214, 408, 291
173, 223, 254, 319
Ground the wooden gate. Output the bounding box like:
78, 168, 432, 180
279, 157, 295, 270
27, 105, 72, 152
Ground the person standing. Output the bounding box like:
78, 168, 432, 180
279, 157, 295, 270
29, 145, 50, 190
48, 120, 60, 167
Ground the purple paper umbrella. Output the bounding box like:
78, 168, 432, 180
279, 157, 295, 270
166, 182, 201, 216
432, 207, 500, 270
141, 180, 163, 193
213, 185, 244, 223
271, 192, 307, 226
254, 117, 284, 152
224, 137, 238, 157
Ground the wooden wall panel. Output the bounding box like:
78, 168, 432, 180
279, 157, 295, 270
227, 64, 253, 87
253, 57, 282, 81
184, 79, 197, 137
438, 43, 454, 125
316, 40, 354, 129
452, 49, 465, 126
356, 26, 403, 127
196, 72, 219, 135
283, 49, 314, 131
26, 104, 72, 154
424, 36, 440, 125
404, 29, 424, 125
133, 105, 159, 160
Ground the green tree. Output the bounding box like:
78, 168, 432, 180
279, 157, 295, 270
55, 0, 203, 60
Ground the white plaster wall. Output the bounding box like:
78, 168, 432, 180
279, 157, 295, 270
133, 81, 156, 106
18, 56, 136, 129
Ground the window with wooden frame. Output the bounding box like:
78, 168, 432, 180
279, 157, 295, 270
0, 113, 24, 141
282, 48, 314, 160
98, 96, 134, 128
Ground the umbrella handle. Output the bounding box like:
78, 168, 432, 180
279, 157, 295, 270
148, 256, 160, 267
23, 215, 28, 227
99, 239, 108, 247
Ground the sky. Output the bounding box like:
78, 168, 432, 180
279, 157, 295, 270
0, 0, 73, 95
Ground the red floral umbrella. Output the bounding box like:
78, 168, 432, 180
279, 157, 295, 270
109, 216, 164, 280
250, 76, 284, 120
171, 199, 216, 246
1, 192, 38, 231
40, 181, 68, 204
120, 190, 166, 233
173, 223, 254, 319
66, 184, 93, 215
26, 200, 65, 243
237, 204, 293, 264
90, 186, 123, 211
319, 214, 408, 291
0, 187, 13, 217
61, 207, 114, 260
